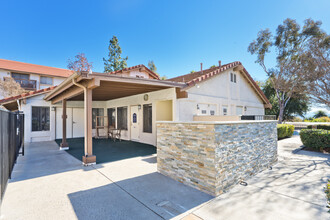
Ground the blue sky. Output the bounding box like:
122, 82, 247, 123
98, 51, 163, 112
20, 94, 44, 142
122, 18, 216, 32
0, 0, 329, 84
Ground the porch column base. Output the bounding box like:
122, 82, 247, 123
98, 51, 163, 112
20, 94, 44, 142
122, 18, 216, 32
82, 155, 96, 166
60, 142, 69, 150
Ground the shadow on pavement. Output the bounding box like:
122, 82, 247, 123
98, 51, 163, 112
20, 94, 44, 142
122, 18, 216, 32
68, 172, 213, 220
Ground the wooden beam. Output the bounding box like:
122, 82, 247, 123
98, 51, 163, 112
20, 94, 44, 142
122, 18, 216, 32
233, 65, 244, 71
51, 86, 84, 104
60, 99, 69, 150
86, 78, 100, 89
82, 88, 96, 165
176, 88, 188, 99
264, 103, 272, 109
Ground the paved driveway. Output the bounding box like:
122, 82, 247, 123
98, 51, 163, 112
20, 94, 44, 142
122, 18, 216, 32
1, 136, 329, 220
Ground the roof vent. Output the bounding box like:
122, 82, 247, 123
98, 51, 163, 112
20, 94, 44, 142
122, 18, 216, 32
218, 60, 221, 67
200, 63, 203, 75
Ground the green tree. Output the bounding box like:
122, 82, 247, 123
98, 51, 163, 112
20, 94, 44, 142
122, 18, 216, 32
103, 36, 128, 72
313, 110, 328, 118
209, 65, 217, 69
190, 70, 195, 74
148, 60, 157, 73
300, 27, 329, 107
262, 78, 309, 121
248, 18, 325, 123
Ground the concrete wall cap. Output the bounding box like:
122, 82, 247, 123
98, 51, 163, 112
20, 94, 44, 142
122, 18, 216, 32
156, 120, 278, 125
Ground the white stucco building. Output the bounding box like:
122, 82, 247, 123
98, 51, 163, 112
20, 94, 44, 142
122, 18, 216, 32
0, 60, 271, 148
0, 59, 72, 99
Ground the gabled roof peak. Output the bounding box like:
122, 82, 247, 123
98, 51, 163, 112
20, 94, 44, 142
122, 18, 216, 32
105, 64, 160, 79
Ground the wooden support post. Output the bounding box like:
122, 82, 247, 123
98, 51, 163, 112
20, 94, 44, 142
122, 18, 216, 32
60, 99, 69, 150
82, 88, 96, 165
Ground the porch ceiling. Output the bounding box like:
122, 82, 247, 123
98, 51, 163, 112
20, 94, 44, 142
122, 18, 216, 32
44, 72, 186, 104
69, 80, 176, 101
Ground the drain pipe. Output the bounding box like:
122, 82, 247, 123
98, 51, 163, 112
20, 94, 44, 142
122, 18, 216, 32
72, 78, 88, 155
17, 99, 21, 111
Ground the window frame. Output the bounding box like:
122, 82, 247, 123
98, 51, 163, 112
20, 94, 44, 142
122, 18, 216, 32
117, 106, 128, 130
107, 108, 116, 128
143, 104, 152, 133
40, 76, 53, 85
31, 106, 50, 132
11, 72, 30, 80
92, 108, 104, 129
223, 106, 228, 116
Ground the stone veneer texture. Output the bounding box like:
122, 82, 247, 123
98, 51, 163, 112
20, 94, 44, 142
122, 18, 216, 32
157, 121, 277, 196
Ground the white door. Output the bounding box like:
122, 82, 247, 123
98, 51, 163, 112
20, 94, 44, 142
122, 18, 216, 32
236, 106, 243, 115
72, 108, 85, 138
130, 106, 139, 141
56, 108, 73, 139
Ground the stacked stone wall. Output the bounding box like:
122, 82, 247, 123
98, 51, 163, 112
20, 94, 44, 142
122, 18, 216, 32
157, 121, 278, 196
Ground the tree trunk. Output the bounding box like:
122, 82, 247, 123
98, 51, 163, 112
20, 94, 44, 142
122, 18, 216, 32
278, 104, 285, 124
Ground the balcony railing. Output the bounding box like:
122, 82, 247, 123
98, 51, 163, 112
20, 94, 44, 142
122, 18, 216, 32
240, 115, 277, 121
4, 77, 37, 90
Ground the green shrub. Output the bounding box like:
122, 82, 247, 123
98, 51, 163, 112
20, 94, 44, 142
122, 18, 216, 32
306, 125, 330, 130
300, 129, 330, 150
304, 116, 330, 122
277, 124, 295, 139
326, 180, 330, 212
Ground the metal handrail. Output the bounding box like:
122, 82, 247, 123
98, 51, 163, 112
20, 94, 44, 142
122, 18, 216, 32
240, 115, 277, 120
5, 77, 37, 90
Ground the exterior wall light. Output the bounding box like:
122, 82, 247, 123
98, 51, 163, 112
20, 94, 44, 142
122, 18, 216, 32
197, 104, 200, 110
51, 106, 56, 111
244, 106, 247, 111
138, 105, 141, 110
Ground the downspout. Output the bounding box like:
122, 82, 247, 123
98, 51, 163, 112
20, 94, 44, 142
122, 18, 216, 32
17, 99, 20, 111
72, 78, 88, 155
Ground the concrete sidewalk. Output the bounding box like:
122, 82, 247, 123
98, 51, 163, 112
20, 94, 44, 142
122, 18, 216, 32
185, 136, 330, 220
1, 136, 329, 220
0, 141, 212, 220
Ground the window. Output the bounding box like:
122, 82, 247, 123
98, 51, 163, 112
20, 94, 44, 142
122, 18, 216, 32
107, 108, 116, 128
223, 107, 228, 116
201, 110, 207, 114
230, 73, 237, 83
210, 110, 215, 115
92, 108, 104, 129
117, 107, 128, 130
143, 104, 152, 133
12, 72, 29, 80
40, 76, 53, 85
32, 107, 50, 131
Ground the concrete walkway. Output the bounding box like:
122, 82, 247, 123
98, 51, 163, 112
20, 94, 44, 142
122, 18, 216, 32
1, 136, 329, 220
0, 141, 212, 220
185, 136, 330, 220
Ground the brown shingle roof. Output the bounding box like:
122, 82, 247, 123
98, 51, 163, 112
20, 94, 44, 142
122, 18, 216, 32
0, 59, 73, 78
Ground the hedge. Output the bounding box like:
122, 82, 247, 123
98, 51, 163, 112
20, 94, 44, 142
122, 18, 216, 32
300, 129, 330, 150
306, 125, 330, 130
277, 124, 295, 139
304, 117, 330, 122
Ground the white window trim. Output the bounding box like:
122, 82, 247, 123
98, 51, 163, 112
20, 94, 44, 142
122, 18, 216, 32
39, 76, 54, 86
